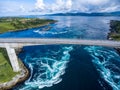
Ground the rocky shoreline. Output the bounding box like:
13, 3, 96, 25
0, 22, 55, 34
0, 48, 30, 90
108, 20, 120, 54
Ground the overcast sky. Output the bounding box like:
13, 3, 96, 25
0, 0, 120, 16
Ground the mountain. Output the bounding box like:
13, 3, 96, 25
47, 11, 120, 16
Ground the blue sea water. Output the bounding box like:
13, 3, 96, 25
0, 16, 120, 90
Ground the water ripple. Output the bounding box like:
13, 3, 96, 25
84, 46, 120, 90
14, 46, 73, 90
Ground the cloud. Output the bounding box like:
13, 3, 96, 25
35, 0, 120, 13
100, 5, 120, 12
66, 0, 72, 10
20, 5, 26, 12
74, 0, 109, 6
0, 0, 120, 16
78, 0, 109, 5
35, 0, 45, 10
35, 0, 73, 13
72, 0, 120, 12
0, 0, 35, 16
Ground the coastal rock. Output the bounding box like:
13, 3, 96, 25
0, 50, 30, 90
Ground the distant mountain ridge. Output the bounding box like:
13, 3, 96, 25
48, 11, 120, 16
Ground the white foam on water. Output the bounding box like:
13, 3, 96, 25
33, 30, 69, 35
84, 46, 120, 90
33, 28, 72, 35
15, 46, 73, 90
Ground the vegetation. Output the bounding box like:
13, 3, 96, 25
0, 48, 18, 83
0, 17, 57, 33
109, 20, 120, 40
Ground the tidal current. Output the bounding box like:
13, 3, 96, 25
0, 16, 120, 90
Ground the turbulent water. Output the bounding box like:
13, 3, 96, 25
84, 46, 120, 90
0, 16, 120, 90
13, 45, 73, 90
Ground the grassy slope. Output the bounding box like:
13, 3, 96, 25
0, 48, 18, 83
0, 22, 16, 33
0, 17, 56, 33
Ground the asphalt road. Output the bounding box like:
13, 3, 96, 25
0, 38, 120, 47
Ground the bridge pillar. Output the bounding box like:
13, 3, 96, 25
5, 45, 20, 72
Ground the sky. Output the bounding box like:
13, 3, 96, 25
0, 0, 120, 16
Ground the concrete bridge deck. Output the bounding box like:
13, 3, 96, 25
0, 38, 120, 47
0, 38, 120, 72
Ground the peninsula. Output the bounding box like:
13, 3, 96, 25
0, 17, 57, 33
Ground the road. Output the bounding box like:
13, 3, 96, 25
0, 38, 120, 47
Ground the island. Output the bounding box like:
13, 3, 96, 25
0, 17, 57, 33
0, 17, 57, 89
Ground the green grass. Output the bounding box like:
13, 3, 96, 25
0, 22, 16, 33
0, 17, 57, 33
110, 34, 120, 41
0, 48, 18, 83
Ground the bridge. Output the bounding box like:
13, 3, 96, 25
0, 38, 120, 72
